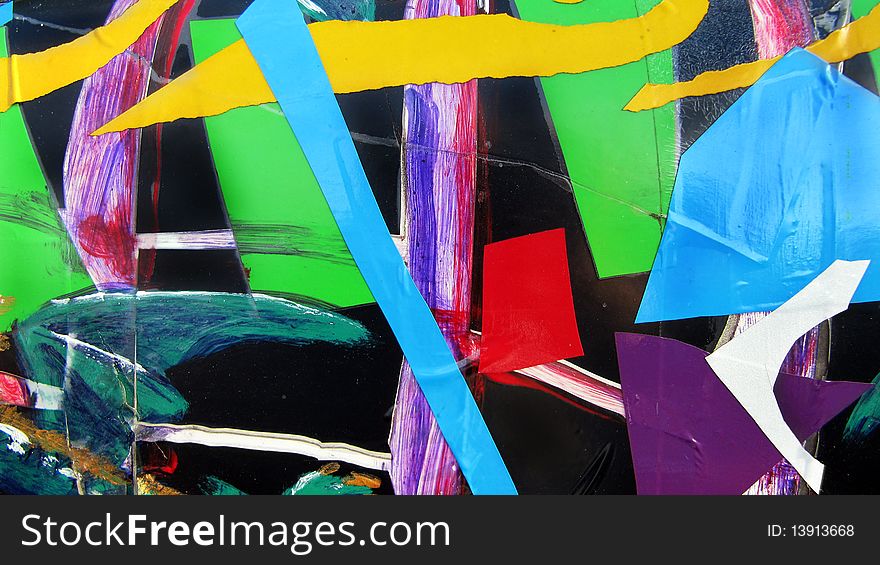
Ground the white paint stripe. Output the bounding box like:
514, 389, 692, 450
137, 229, 237, 250
297, 0, 327, 17
29, 382, 65, 410
556, 359, 622, 389
135, 422, 392, 472
0, 423, 30, 445
51, 331, 149, 375
52, 292, 108, 305
515, 362, 625, 416
706, 259, 870, 494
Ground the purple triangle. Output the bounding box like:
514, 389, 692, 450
615, 333, 873, 495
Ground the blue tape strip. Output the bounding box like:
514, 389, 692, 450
236, 0, 517, 494
0, 3, 12, 26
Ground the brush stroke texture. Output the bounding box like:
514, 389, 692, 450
61, 0, 166, 289
844, 371, 880, 442
0, 371, 64, 410
189, 18, 374, 308
389, 0, 478, 497
747, 0, 813, 59
136, 422, 391, 471
137, 229, 237, 250
514, 361, 624, 417
298, 0, 375, 21
0, 35, 93, 331
94, 0, 710, 134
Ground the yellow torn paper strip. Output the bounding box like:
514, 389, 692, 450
625, 2, 880, 112
93, 0, 709, 135
0, 0, 180, 112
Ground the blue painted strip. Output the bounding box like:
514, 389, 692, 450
0, 3, 12, 26
236, 0, 516, 494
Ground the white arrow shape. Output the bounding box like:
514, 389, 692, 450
706, 259, 870, 494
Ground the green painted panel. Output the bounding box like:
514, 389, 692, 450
0, 33, 93, 331
516, 0, 677, 278
191, 19, 374, 307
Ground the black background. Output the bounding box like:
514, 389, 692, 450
1, 0, 878, 495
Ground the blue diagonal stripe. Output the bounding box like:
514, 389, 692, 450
236, 0, 516, 494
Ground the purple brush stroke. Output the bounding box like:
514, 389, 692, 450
389, 0, 478, 495
61, 0, 166, 290
616, 333, 871, 495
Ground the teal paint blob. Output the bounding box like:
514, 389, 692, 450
844, 372, 880, 442
10, 291, 371, 480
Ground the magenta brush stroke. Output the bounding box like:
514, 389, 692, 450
748, 0, 814, 59
389, 0, 479, 495
739, 0, 820, 496
61, 0, 166, 290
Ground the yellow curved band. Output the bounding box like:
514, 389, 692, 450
93, 0, 709, 135
625, 2, 880, 112
0, 0, 181, 112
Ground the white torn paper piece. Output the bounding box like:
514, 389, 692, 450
706, 259, 870, 494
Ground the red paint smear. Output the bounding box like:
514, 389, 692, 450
429, 307, 476, 360
77, 212, 136, 285
0, 372, 29, 408
479, 228, 583, 373
140, 443, 178, 476
749, 0, 813, 59
140, 0, 197, 285
449, 78, 477, 345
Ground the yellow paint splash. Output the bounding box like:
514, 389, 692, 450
553, 0, 585, 4
138, 474, 183, 495
625, 2, 880, 112
0, 0, 180, 112
94, 0, 709, 135
344, 471, 382, 489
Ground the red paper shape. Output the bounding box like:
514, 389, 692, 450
0, 372, 28, 408
479, 228, 583, 373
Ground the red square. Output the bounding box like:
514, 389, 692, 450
479, 228, 583, 374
